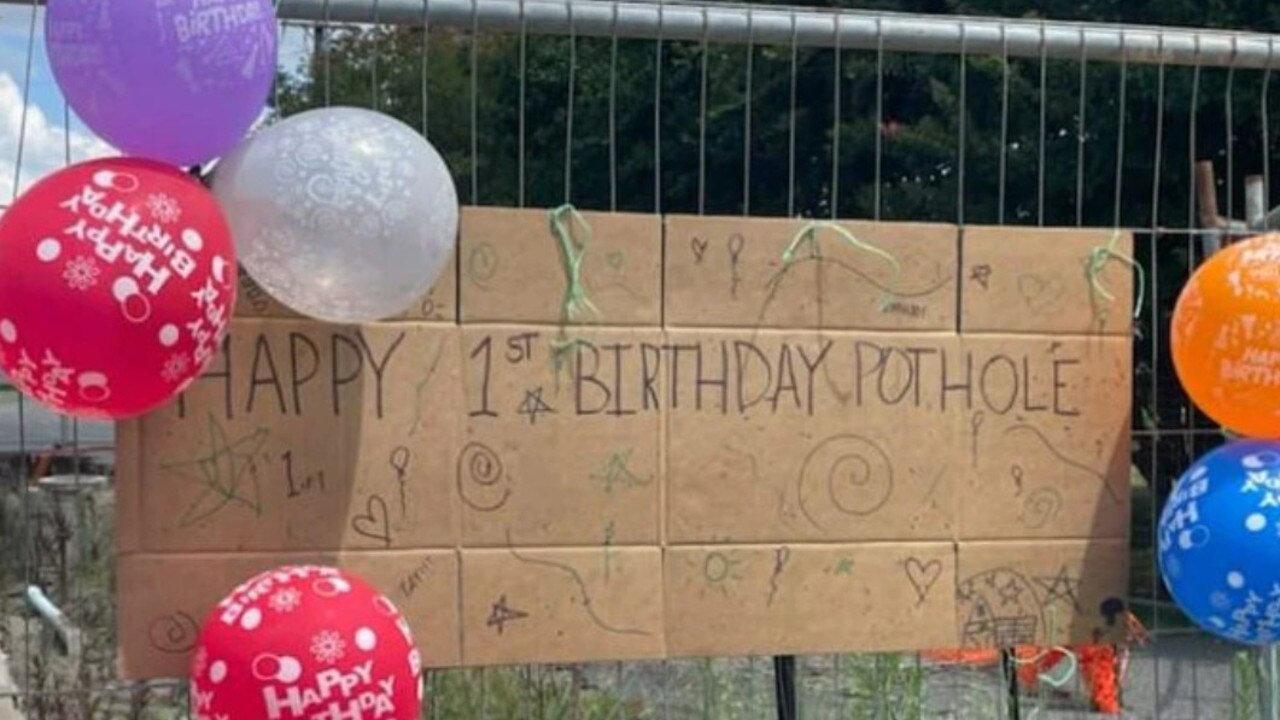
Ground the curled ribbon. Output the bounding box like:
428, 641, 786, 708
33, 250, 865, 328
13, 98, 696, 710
1084, 229, 1145, 320
781, 220, 902, 310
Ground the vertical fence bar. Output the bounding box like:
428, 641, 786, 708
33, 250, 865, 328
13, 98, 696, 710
323, 0, 333, 105
1264, 39, 1275, 210
608, 0, 618, 212
830, 12, 841, 220
873, 17, 883, 221
1113, 33, 1128, 229
12, 0, 39, 714
1037, 20, 1047, 226
1226, 37, 1239, 223
786, 13, 798, 217
698, 8, 708, 215
1190, 38, 1201, 233
371, 0, 381, 109
420, 0, 429, 130
1076, 27, 1087, 227
518, 0, 527, 207
743, 9, 754, 216
957, 22, 967, 227
998, 23, 1009, 225
565, 0, 577, 203
653, 0, 664, 214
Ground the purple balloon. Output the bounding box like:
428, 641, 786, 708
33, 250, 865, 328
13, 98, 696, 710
46, 0, 277, 167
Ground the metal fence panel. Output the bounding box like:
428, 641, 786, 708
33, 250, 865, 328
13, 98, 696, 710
1, 0, 1276, 717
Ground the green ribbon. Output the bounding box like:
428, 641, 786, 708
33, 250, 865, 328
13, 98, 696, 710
1085, 229, 1146, 320
547, 204, 600, 370
1011, 606, 1079, 720
549, 204, 602, 325
781, 220, 902, 309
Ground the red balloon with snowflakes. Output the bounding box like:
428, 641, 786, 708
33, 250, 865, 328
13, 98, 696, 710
0, 157, 235, 418
191, 565, 422, 720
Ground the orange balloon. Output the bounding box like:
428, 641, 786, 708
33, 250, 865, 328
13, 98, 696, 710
1172, 233, 1280, 438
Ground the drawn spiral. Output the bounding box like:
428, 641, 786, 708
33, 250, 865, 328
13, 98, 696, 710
457, 442, 511, 512
797, 434, 894, 531
148, 612, 199, 654
1020, 487, 1063, 530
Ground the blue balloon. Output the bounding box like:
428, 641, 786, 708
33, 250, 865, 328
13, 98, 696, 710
1159, 439, 1280, 644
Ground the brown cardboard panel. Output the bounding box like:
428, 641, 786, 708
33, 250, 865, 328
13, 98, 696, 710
236, 248, 458, 323
818, 221, 958, 331
118, 550, 460, 679
457, 326, 663, 547
958, 334, 1132, 540
664, 215, 817, 329
664, 543, 956, 657
664, 216, 957, 330
119, 206, 1136, 674
460, 547, 665, 665
128, 319, 461, 552
961, 227, 1134, 335
459, 207, 662, 325
665, 329, 964, 544
955, 539, 1129, 647
116, 418, 143, 553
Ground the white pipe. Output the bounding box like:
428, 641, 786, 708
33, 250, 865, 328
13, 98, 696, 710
277, 0, 1277, 68
2, 0, 1277, 68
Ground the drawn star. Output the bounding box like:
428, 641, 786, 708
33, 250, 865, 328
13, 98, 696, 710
486, 595, 530, 634
998, 577, 1024, 607
969, 264, 992, 289
590, 450, 653, 494
161, 414, 270, 528
516, 386, 556, 425
833, 558, 855, 576
1034, 566, 1083, 612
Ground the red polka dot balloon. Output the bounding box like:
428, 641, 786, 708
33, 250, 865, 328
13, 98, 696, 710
191, 566, 422, 720
0, 157, 236, 418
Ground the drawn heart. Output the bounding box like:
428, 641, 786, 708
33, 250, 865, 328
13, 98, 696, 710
690, 236, 709, 263
904, 557, 943, 604
351, 495, 392, 548
1017, 274, 1066, 314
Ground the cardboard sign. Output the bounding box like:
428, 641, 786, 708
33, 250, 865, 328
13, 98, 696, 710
117, 212, 1132, 676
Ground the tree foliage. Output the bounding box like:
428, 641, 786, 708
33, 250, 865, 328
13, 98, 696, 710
276, 5, 1274, 229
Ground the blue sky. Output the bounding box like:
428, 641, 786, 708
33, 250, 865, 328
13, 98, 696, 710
0, 6, 309, 202
0, 7, 62, 116
0, 5, 110, 202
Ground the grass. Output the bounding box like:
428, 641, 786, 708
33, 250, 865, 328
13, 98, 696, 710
840, 654, 926, 720
1232, 651, 1262, 720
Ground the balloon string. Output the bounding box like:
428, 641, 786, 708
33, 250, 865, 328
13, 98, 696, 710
548, 204, 600, 364
1085, 229, 1145, 320
781, 220, 901, 310
1010, 606, 1079, 720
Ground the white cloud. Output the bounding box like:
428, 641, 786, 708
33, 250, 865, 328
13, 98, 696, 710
0, 72, 115, 204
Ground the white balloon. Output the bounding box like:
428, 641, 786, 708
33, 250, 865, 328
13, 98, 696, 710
212, 107, 458, 323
